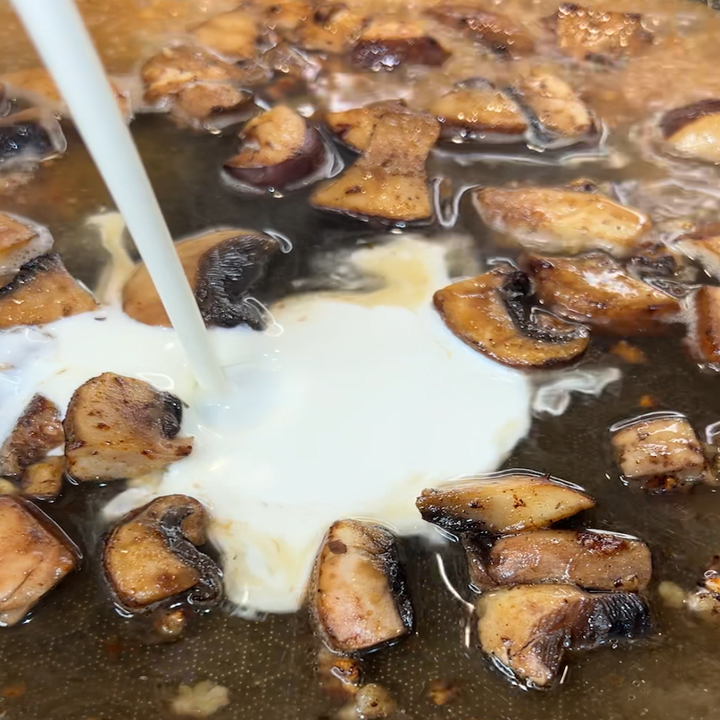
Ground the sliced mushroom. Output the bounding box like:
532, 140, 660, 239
0, 495, 80, 626
611, 413, 712, 490
224, 105, 326, 190
674, 223, 720, 279
20, 457, 65, 502
0, 394, 64, 478
416, 472, 595, 534
123, 230, 281, 328
0, 253, 97, 329
1, 67, 62, 106
2, 67, 131, 119
427, 5, 534, 58
191, 10, 259, 61
464, 529, 652, 592
434, 267, 590, 368
549, 3, 653, 63
294, 5, 367, 53
325, 100, 408, 152
261, 42, 319, 100
659, 100, 720, 164
351, 18, 449, 71
477, 584, 650, 687
692, 285, 720, 365
687, 555, 720, 618
627, 241, 684, 278
312, 108, 439, 223
310, 519, 413, 654
0, 213, 53, 274
254, 0, 311, 33
141, 46, 246, 104
195, 234, 282, 329
473, 186, 651, 256
171, 82, 252, 126
64, 373, 193, 482
310, 169, 432, 224
512, 71, 596, 149
430, 79, 528, 143
526, 252, 680, 335
0, 108, 66, 168
104, 495, 221, 611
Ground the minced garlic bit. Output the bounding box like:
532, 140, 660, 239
0, 479, 18, 496
610, 340, 647, 364
657, 580, 688, 609
171, 681, 230, 718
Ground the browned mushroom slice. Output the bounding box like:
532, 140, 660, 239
104, 495, 221, 611
325, 100, 408, 152
611, 413, 711, 490
434, 268, 589, 368
473, 187, 650, 256
64, 373, 193, 482
702, 555, 720, 598
550, 3, 653, 63
659, 100, 720, 164
0, 214, 36, 268
294, 5, 367, 53
224, 105, 326, 190
688, 555, 720, 613
311, 168, 433, 224
627, 241, 684, 278
431, 80, 528, 143
191, 10, 259, 61
477, 584, 650, 688
2, 67, 131, 119
194, 234, 282, 329
0, 495, 80, 626
427, 5, 534, 58
351, 19, 449, 71
123, 231, 246, 327
123, 230, 280, 328
512, 72, 595, 149
355, 107, 439, 176
2, 67, 62, 106
692, 285, 720, 365
526, 252, 680, 335
262, 41, 319, 99
141, 46, 246, 104
312, 109, 439, 223
464, 529, 652, 592
0, 253, 97, 330
0, 394, 64, 478
417, 473, 594, 534
310, 519, 413, 654
20, 457, 65, 502
0, 213, 53, 274
172, 82, 251, 125
254, 0, 311, 33
674, 223, 720, 279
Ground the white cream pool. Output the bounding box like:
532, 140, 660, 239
0, 231, 533, 614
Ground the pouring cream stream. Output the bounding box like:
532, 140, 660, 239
10, 0, 226, 395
